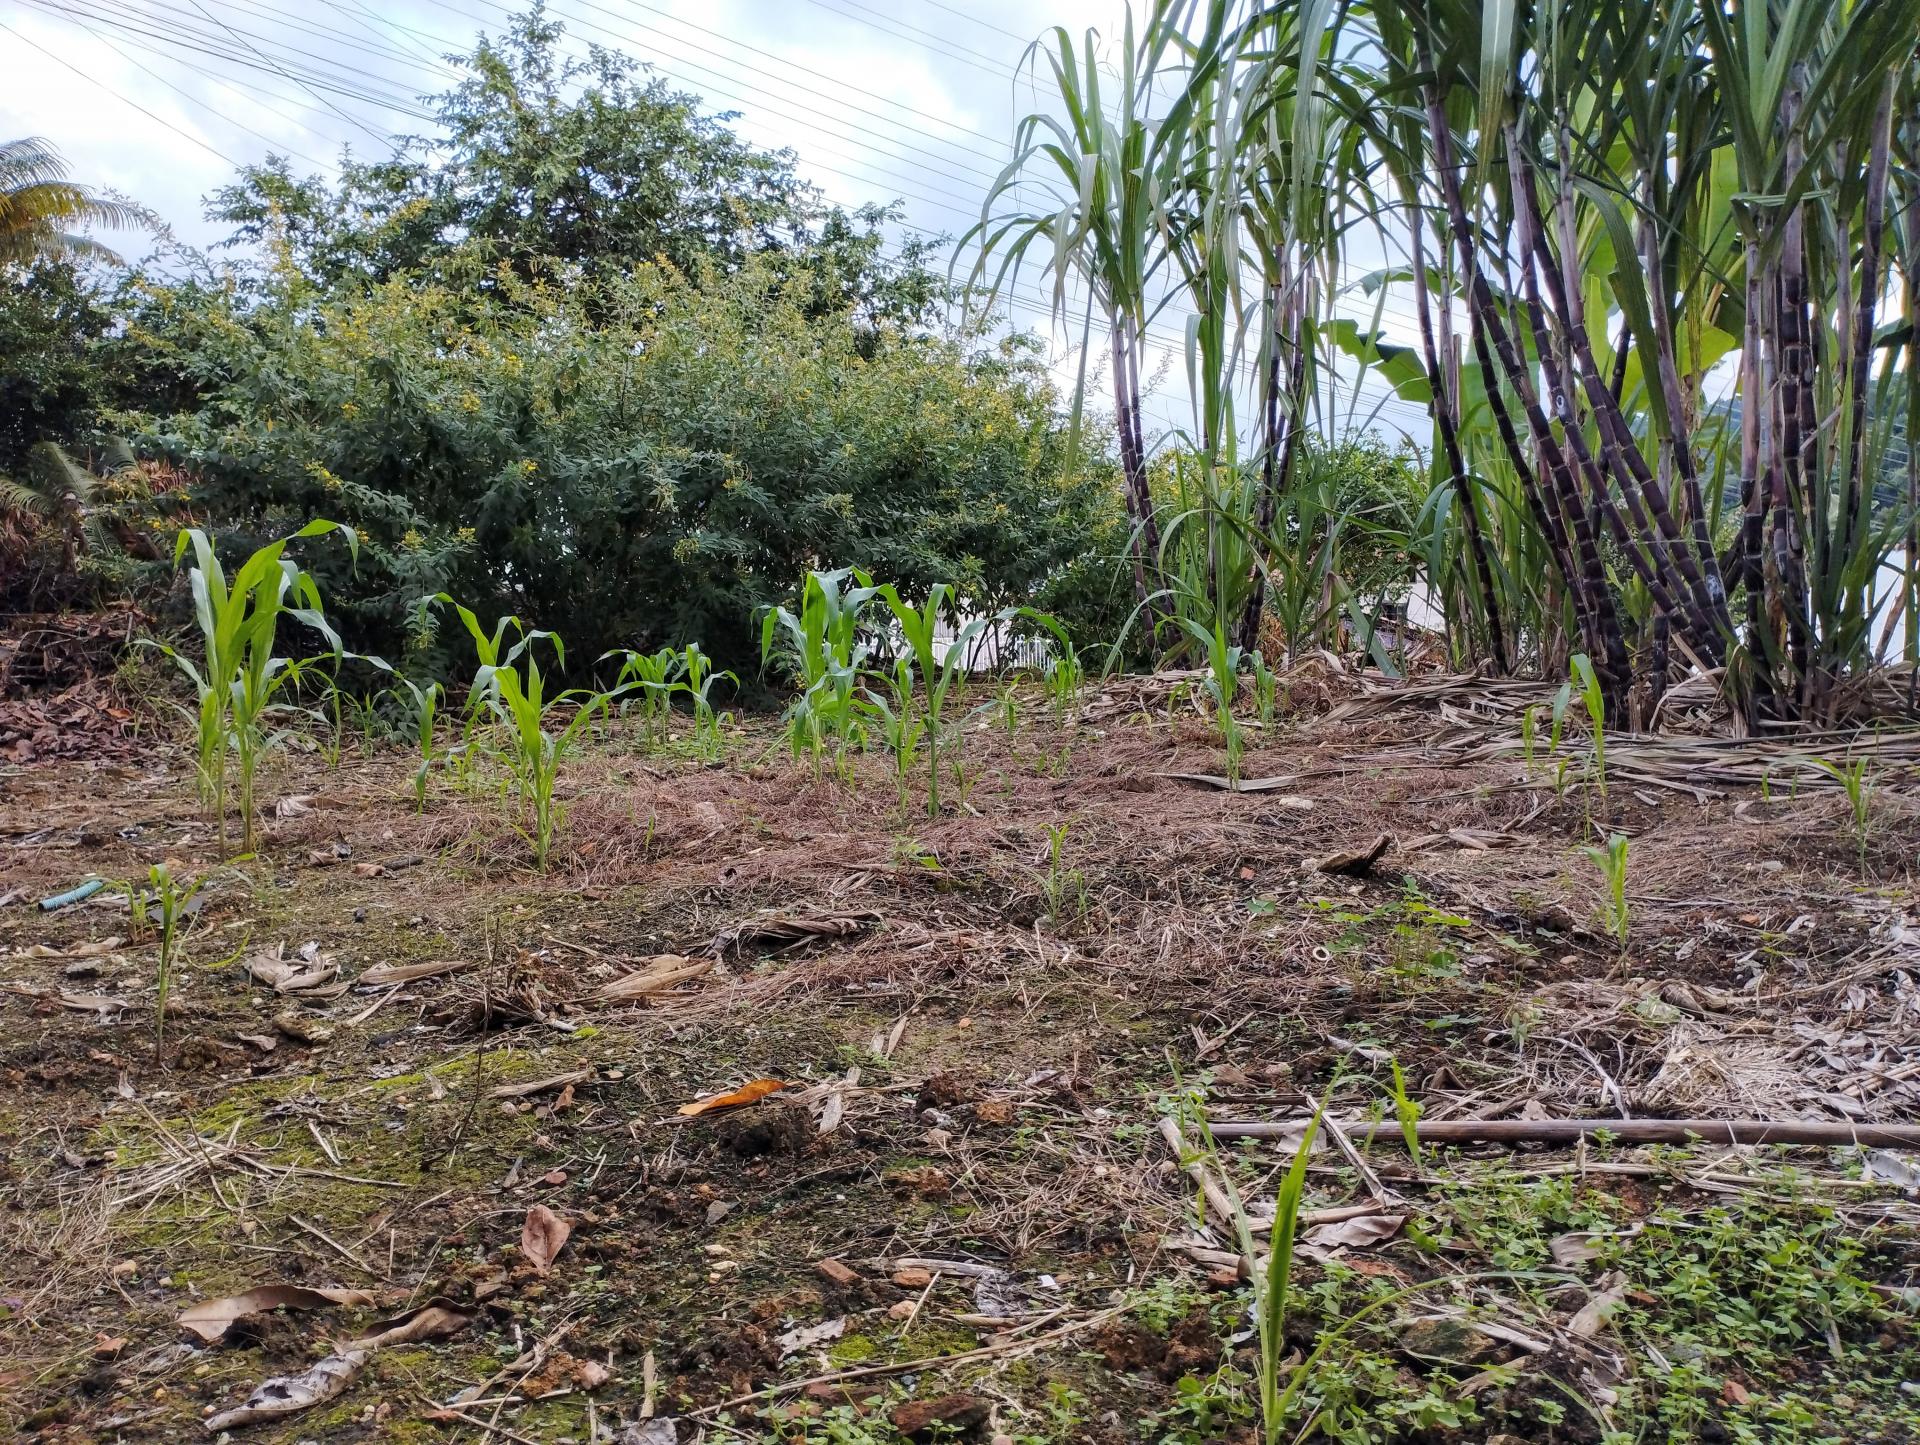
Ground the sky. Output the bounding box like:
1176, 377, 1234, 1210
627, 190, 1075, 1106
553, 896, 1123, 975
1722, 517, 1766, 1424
0, 0, 1433, 442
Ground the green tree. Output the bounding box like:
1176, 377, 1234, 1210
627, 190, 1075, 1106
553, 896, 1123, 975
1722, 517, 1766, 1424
0, 259, 117, 470
131, 255, 1121, 680
1, 136, 150, 267
209, 10, 825, 294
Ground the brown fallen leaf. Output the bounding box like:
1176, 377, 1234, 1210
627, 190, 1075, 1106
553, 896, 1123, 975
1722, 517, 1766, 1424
272, 1010, 333, 1046
346, 1301, 474, 1351
775, 1317, 846, 1358
56, 990, 134, 1014
23, 936, 125, 960
1156, 772, 1309, 797
1301, 1214, 1404, 1249
1310, 834, 1393, 876
246, 946, 341, 994
1567, 1270, 1628, 1338
205, 1349, 368, 1431
519, 1349, 611, 1397
521, 1204, 571, 1275
178, 1284, 376, 1344
677, 1078, 786, 1116
352, 862, 388, 878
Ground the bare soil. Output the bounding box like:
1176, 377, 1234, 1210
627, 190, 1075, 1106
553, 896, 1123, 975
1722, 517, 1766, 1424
2, 676, 1918, 1443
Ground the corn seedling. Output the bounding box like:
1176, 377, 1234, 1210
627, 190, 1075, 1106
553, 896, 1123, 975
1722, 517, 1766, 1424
320, 682, 346, 770
1039, 820, 1088, 928
147, 522, 357, 855
1561, 653, 1609, 815
858, 657, 926, 801
137, 862, 204, 1060
1811, 757, 1876, 872
1519, 703, 1539, 775
876, 582, 998, 816
996, 680, 1021, 735
430, 596, 620, 869
761, 568, 880, 769
391, 676, 442, 812
1176, 616, 1248, 787
1581, 832, 1631, 952
1013, 607, 1084, 721
606, 646, 684, 751
678, 643, 737, 762
1179, 1081, 1327, 1445
1388, 1057, 1423, 1165
1249, 652, 1279, 731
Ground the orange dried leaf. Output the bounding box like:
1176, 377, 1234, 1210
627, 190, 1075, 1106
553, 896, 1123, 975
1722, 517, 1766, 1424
677, 1078, 786, 1116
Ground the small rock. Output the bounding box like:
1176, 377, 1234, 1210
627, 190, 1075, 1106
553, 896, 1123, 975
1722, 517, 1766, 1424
891, 1393, 990, 1437
815, 1258, 860, 1288
891, 1267, 933, 1289
1398, 1317, 1500, 1365
887, 1301, 915, 1319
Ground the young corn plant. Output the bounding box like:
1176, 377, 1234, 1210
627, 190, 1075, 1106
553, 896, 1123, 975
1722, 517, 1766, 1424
1581, 832, 1631, 953
431, 596, 618, 870
606, 646, 684, 751
1039, 820, 1088, 929
1811, 757, 1876, 873
996, 680, 1021, 735
1388, 1058, 1423, 1166
1013, 607, 1085, 722
761, 568, 880, 772
857, 657, 926, 803
875, 582, 997, 816
148, 522, 355, 856
140, 862, 204, 1061
1179, 1084, 1328, 1445
392, 676, 443, 812
1249, 652, 1279, 732
1555, 654, 1609, 819
1177, 616, 1248, 787
679, 643, 737, 762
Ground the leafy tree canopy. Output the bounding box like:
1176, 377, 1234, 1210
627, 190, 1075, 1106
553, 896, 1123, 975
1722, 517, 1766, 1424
202, 6, 944, 328
132, 254, 1122, 679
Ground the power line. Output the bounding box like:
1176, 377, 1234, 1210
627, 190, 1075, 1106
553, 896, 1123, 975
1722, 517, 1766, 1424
8, 0, 1431, 440
184, 0, 399, 153
0, 16, 245, 167
21, 0, 440, 117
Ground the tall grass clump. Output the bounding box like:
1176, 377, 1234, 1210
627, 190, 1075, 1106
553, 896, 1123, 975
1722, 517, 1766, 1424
968, 0, 1920, 728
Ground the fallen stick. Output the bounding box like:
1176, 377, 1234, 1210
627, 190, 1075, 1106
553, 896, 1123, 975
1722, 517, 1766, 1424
1207, 1117, 1920, 1149
691, 1307, 1122, 1416
1156, 1118, 1388, 1233
1156, 1117, 1241, 1230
